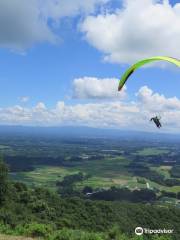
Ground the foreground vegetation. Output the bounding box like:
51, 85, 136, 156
0, 234, 36, 240
0, 229, 174, 240
0, 160, 179, 240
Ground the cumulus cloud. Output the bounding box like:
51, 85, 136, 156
34, 102, 47, 111
0, 101, 139, 128
0, 0, 56, 50
72, 77, 127, 99
81, 0, 180, 63
1, 86, 180, 132
137, 86, 180, 112
0, 0, 109, 50
136, 86, 180, 131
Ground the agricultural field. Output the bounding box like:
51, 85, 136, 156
11, 165, 180, 194
135, 147, 170, 156
10, 157, 180, 194
0, 131, 179, 202
150, 165, 172, 178
10, 157, 134, 190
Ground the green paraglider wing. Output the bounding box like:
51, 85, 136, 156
118, 56, 180, 91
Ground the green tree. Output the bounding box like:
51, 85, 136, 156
0, 159, 9, 204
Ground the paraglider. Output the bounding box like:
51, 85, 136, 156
118, 56, 180, 128
118, 56, 180, 91
150, 116, 162, 128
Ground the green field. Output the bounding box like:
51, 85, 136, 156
135, 147, 170, 156
10, 156, 140, 190
13, 163, 180, 193
10, 148, 180, 194
11, 165, 146, 190
150, 165, 172, 179
10, 167, 78, 189
8, 154, 173, 192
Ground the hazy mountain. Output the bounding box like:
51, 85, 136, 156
0, 125, 180, 142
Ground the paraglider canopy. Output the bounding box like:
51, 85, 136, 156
118, 56, 180, 91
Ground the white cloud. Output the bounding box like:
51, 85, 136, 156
0, 101, 139, 128
0, 86, 180, 133
81, 0, 180, 63
0, 0, 56, 50
72, 77, 127, 99
137, 86, 180, 113
34, 102, 47, 111
0, 0, 109, 51
135, 86, 180, 132
1, 86, 180, 132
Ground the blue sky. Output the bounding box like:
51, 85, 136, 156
0, 0, 179, 132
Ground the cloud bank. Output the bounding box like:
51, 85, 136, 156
1, 86, 180, 133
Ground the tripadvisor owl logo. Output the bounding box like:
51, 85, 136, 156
135, 227, 143, 236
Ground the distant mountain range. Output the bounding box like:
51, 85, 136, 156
0, 125, 180, 142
